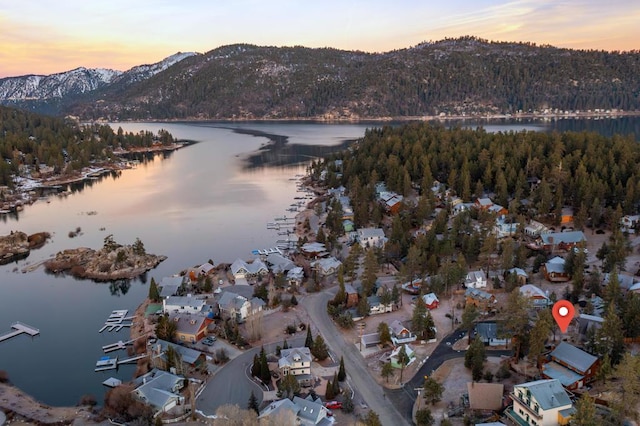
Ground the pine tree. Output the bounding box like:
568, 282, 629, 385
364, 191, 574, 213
311, 334, 329, 360
247, 390, 259, 413
325, 377, 334, 400
572, 393, 598, 426
397, 345, 410, 382
338, 356, 346, 381
381, 362, 394, 383
305, 326, 313, 348
148, 277, 160, 302
332, 372, 340, 395
377, 322, 392, 347
251, 353, 261, 378
259, 346, 270, 384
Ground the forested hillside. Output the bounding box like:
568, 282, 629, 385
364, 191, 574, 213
0, 106, 174, 186
320, 122, 640, 231
69, 37, 640, 120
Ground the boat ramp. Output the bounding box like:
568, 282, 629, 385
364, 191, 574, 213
0, 322, 40, 343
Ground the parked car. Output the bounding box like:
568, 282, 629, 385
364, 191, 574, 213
325, 401, 342, 410
202, 337, 216, 346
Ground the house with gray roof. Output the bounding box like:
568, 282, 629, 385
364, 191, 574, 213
217, 291, 264, 323
541, 342, 599, 390
266, 252, 295, 274
159, 276, 186, 298
542, 256, 569, 282
310, 256, 342, 276
465, 270, 487, 289
230, 258, 269, 279
132, 368, 185, 414
475, 322, 510, 347
152, 339, 207, 370
507, 379, 574, 426
258, 395, 331, 425
540, 231, 586, 251
519, 284, 551, 309
278, 347, 312, 386
357, 227, 387, 249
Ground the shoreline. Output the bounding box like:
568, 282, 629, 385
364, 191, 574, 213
100, 109, 640, 124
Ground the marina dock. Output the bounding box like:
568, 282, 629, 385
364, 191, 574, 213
0, 322, 40, 343
99, 310, 134, 332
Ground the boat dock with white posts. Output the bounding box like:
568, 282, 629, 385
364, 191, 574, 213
0, 322, 40, 343
95, 356, 118, 372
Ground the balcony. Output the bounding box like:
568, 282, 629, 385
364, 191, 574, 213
510, 392, 542, 420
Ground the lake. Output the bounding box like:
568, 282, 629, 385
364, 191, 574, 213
0, 118, 637, 406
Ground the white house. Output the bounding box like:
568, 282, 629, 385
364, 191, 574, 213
507, 379, 574, 426
357, 227, 387, 249
367, 295, 394, 315
162, 295, 206, 314
465, 270, 488, 289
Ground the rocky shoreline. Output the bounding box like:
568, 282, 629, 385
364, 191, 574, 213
0, 231, 50, 265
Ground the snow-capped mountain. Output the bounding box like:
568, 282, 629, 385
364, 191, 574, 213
0, 52, 197, 102
114, 52, 198, 85
0, 67, 121, 100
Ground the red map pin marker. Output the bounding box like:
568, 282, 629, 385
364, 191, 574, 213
552, 300, 574, 333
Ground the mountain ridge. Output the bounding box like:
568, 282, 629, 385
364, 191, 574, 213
1, 37, 639, 119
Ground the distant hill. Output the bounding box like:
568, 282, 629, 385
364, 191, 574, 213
2, 37, 639, 120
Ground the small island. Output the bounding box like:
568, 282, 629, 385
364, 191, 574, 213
0, 231, 50, 265
44, 235, 166, 281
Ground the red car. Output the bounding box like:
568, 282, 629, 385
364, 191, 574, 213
325, 401, 342, 410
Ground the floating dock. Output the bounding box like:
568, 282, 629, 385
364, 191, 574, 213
0, 322, 40, 343
95, 356, 118, 372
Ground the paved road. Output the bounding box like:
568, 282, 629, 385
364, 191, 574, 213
196, 336, 304, 415
302, 291, 410, 426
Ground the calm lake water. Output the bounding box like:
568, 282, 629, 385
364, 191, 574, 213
0, 118, 637, 406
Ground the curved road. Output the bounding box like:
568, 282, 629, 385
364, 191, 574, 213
196, 336, 304, 415
302, 291, 410, 426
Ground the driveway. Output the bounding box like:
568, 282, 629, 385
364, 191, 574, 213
302, 291, 410, 426
387, 328, 512, 421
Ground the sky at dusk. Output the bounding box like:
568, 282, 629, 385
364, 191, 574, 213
1, 0, 638, 78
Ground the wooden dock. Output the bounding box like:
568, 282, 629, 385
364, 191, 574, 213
0, 322, 40, 343
117, 353, 148, 365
